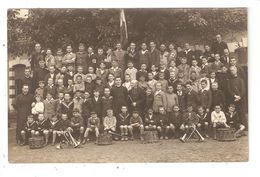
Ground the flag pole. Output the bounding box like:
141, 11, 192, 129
120, 9, 128, 49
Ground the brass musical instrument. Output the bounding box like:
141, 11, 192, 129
63, 131, 80, 148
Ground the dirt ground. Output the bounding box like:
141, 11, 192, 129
8, 127, 248, 163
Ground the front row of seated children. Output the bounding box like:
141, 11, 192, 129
20, 103, 246, 147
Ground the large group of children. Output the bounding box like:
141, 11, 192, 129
13, 34, 247, 148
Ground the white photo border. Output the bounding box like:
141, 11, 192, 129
1, 0, 259, 177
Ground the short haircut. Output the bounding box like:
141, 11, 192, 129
201, 79, 208, 85
197, 106, 205, 110
27, 115, 34, 119
229, 104, 236, 109
185, 81, 192, 86
76, 75, 83, 79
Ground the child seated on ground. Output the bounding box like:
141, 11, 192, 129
20, 115, 38, 146
49, 115, 61, 146
82, 112, 100, 144
225, 104, 246, 138
69, 108, 84, 143
118, 106, 130, 141
156, 106, 171, 140
180, 105, 201, 142
211, 105, 229, 140
144, 108, 157, 131
35, 113, 50, 146
196, 106, 210, 138
103, 109, 117, 133
169, 105, 183, 138
56, 113, 72, 149
129, 111, 144, 141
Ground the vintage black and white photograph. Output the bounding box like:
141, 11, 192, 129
7, 8, 248, 163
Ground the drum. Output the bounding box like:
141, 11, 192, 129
28, 136, 45, 149
216, 128, 236, 141
143, 131, 159, 143
97, 133, 112, 145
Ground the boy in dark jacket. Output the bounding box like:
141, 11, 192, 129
185, 81, 199, 111
156, 106, 170, 140
169, 105, 183, 138
118, 106, 130, 141
82, 112, 100, 143
226, 104, 246, 138
176, 84, 186, 112
55, 113, 71, 149
144, 87, 154, 112
20, 115, 38, 145
198, 79, 212, 113
144, 108, 157, 131
35, 113, 51, 146
101, 88, 113, 118
58, 92, 74, 119
69, 108, 85, 142
49, 115, 62, 145
129, 111, 144, 140
196, 106, 210, 138
180, 105, 201, 142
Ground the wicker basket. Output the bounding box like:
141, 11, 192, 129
28, 136, 45, 149
143, 131, 159, 143
97, 133, 112, 145
216, 128, 236, 141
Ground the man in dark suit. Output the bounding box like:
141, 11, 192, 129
183, 43, 195, 66
211, 34, 228, 56
30, 43, 44, 70
43, 77, 57, 99
33, 59, 48, 89
176, 84, 186, 112
126, 42, 139, 69
229, 57, 246, 81
113, 43, 127, 71
91, 90, 103, 121
221, 48, 231, 65
86, 46, 98, 71
12, 84, 34, 144
128, 80, 146, 115
20, 67, 34, 94
76, 43, 88, 74
150, 41, 160, 68
228, 66, 247, 126
44, 65, 58, 85
185, 81, 199, 111
110, 77, 128, 117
